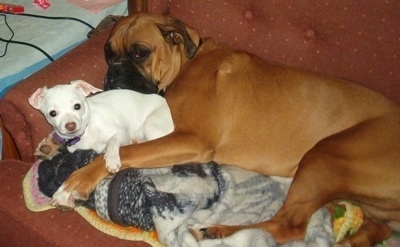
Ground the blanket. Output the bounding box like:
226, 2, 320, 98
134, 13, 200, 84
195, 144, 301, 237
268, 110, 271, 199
93, 162, 336, 247
23, 149, 337, 247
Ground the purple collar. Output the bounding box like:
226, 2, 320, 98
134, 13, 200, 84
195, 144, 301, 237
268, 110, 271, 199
53, 131, 84, 146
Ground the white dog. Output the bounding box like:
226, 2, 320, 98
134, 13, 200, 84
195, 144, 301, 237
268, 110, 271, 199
28, 80, 174, 173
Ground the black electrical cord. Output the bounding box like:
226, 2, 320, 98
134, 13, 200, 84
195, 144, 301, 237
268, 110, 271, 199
0, 12, 96, 62
0, 14, 54, 61
14, 12, 96, 30
0, 14, 14, 58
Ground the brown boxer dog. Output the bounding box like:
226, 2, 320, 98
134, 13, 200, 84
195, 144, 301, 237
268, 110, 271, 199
51, 13, 400, 246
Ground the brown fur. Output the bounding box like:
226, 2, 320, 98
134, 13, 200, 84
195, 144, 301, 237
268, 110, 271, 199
59, 13, 400, 246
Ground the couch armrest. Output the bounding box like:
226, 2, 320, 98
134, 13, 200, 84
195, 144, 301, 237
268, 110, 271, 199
0, 118, 20, 160
0, 27, 112, 162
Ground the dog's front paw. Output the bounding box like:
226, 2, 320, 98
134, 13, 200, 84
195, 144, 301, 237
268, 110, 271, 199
50, 185, 90, 211
35, 133, 63, 160
106, 163, 121, 173
50, 184, 77, 211
104, 153, 121, 173
51, 159, 110, 211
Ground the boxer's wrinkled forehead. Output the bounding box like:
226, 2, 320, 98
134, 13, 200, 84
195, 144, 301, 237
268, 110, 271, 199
103, 12, 202, 92
106, 13, 201, 60
104, 14, 160, 65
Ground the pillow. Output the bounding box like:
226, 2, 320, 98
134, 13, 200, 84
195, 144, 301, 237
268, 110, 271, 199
23, 159, 162, 246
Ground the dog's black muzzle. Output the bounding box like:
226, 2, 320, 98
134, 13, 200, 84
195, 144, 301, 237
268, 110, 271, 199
104, 61, 160, 95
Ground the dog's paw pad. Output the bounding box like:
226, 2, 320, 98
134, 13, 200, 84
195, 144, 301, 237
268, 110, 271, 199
34, 134, 62, 159
39, 144, 52, 155
106, 164, 121, 173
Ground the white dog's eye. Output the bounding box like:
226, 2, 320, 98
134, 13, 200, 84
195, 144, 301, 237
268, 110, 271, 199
49, 110, 57, 117
74, 104, 81, 110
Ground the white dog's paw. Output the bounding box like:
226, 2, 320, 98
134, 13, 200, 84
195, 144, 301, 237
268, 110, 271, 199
104, 153, 121, 173
34, 133, 62, 160
106, 162, 121, 173
50, 184, 76, 211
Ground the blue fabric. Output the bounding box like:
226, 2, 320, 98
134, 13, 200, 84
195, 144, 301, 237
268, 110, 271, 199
0, 0, 127, 98
0, 41, 81, 98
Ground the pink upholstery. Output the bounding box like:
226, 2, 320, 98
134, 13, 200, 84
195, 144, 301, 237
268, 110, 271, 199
0, 0, 399, 245
148, 0, 400, 104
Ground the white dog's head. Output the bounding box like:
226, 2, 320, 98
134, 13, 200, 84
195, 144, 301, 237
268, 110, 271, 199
28, 80, 103, 139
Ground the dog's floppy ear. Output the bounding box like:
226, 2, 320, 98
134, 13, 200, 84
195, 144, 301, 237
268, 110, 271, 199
28, 87, 47, 109
70, 80, 103, 97
156, 18, 201, 59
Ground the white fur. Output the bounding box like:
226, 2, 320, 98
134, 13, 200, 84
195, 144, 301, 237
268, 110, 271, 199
28, 80, 174, 173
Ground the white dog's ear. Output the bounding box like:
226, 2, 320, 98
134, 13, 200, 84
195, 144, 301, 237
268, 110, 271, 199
28, 87, 47, 109
71, 80, 103, 96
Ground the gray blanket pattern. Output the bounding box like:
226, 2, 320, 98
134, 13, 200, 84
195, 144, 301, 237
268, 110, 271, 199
94, 162, 335, 247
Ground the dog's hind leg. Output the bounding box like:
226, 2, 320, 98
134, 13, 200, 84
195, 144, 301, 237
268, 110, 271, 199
196, 146, 339, 243
197, 116, 400, 245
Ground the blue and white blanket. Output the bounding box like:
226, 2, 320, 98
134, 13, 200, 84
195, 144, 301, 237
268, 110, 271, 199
93, 162, 335, 247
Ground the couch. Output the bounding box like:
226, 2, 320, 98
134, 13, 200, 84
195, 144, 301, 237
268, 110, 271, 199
0, 0, 399, 246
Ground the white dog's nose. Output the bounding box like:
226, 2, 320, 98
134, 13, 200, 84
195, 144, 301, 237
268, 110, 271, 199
65, 122, 77, 131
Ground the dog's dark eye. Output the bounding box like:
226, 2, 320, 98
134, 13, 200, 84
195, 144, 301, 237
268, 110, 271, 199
49, 110, 57, 117
129, 45, 151, 62
74, 104, 81, 110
